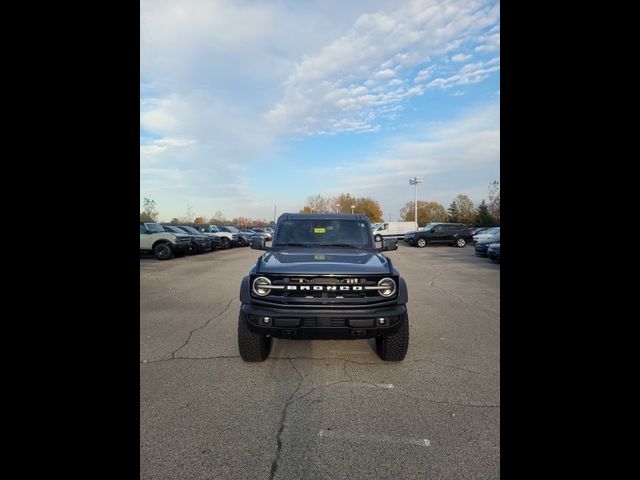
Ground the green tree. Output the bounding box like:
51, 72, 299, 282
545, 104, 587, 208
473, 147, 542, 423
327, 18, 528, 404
399, 201, 448, 226
140, 198, 159, 222
452, 195, 475, 225
447, 201, 460, 222
475, 200, 496, 227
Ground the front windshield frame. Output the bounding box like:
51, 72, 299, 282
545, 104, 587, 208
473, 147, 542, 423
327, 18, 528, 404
273, 219, 374, 248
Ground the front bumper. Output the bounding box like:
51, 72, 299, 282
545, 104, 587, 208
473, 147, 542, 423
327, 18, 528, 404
404, 237, 416, 245
241, 302, 407, 339
195, 239, 213, 251
475, 245, 489, 256
174, 242, 192, 255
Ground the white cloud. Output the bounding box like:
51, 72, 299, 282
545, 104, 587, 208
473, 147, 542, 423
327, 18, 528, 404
451, 53, 472, 62
425, 57, 500, 90
475, 32, 500, 52
452, 90, 464, 96
375, 69, 396, 78
266, 0, 500, 135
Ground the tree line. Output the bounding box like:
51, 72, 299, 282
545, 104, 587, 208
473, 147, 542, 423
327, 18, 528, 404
399, 181, 500, 227
141, 180, 499, 229
139, 200, 274, 227
299, 193, 384, 222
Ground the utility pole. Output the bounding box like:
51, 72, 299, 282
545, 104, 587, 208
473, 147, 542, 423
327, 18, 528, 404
409, 177, 423, 230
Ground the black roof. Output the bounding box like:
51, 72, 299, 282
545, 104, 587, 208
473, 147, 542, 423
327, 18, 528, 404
279, 213, 370, 221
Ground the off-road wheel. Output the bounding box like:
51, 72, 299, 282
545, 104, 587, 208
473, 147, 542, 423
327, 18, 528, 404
417, 237, 427, 248
238, 313, 272, 362
375, 313, 409, 361
455, 237, 466, 248
153, 243, 173, 260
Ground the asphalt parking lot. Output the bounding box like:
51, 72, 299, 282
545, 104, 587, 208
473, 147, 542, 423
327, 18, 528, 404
140, 243, 500, 479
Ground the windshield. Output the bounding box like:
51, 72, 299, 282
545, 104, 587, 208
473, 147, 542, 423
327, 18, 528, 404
179, 226, 200, 234
145, 223, 165, 233
274, 219, 372, 247
223, 226, 240, 233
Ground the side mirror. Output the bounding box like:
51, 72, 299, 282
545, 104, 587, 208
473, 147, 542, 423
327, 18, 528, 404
378, 238, 398, 251
250, 236, 266, 250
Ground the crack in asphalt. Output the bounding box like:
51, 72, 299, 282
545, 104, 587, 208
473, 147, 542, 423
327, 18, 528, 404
429, 264, 499, 320
140, 355, 240, 365
141, 354, 496, 380
269, 358, 304, 480
171, 297, 236, 359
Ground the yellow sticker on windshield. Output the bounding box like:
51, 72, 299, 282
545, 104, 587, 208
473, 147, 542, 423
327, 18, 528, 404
314, 227, 326, 233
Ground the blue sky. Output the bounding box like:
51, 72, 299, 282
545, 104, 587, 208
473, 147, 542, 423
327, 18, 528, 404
141, 0, 500, 222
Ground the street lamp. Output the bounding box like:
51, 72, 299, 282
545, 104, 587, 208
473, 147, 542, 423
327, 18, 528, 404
351, 205, 355, 214
409, 177, 423, 229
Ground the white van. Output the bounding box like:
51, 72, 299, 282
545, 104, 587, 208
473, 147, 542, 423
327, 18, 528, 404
371, 221, 417, 241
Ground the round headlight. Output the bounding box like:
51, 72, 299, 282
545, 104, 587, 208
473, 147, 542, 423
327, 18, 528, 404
252, 276, 272, 296
378, 277, 396, 297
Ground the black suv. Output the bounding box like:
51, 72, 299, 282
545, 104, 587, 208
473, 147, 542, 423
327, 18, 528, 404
238, 214, 409, 362
404, 223, 472, 248
163, 225, 213, 254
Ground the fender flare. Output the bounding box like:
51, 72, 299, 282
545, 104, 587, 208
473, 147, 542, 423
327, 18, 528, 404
239, 276, 251, 304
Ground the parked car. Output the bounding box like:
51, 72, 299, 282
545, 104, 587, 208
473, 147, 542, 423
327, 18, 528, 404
251, 228, 272, 240
404, 223, 473, 248
487, 242, 500, 262
192, 224, 238, 249
176, 225, 223, 250
371, 221, 417, 241
140, 222, 191, 260
470, 227, 489, 235
218, 225, 250, 246
475, 233, 500, 256
473, 227, 500, 243
163, 225, 213, 254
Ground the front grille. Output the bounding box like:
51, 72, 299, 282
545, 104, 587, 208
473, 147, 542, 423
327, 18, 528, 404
251, 274, 397, 305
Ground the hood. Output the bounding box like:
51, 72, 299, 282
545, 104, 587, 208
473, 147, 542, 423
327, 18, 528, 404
477, 236, 500, 244
257, 248, 391, 275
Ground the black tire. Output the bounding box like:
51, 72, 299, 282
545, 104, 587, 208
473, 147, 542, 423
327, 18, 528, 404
153, 243, 173, 260
221, 237, 231, 249
375, 234, 383, 242
416, 237, 427, 248
455, 237, 466, 248
238, 238, 247, 247
188, 242, 199, 255
238, 313, 272, 362
375, 313, 409, 361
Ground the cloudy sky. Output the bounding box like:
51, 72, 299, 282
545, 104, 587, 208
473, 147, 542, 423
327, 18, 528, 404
141, 0, 500, 222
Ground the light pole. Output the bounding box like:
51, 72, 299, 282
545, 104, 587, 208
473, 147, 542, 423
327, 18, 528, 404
409, 177, 423, 229
336, 204, 341, 213
351, 205, 355, 214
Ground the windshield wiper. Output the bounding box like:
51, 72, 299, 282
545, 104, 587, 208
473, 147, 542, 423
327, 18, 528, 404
278, 242, 310, 247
